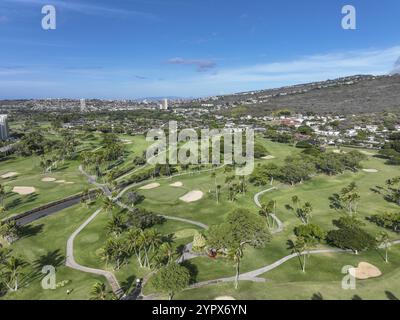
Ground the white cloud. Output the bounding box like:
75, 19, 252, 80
7, 0, 157, 20
160, 46, 400, 96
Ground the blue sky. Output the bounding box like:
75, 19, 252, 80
0, 0, 400, 99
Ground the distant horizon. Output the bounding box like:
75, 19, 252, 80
0, 71, 396, 101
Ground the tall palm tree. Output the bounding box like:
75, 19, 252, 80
102, 197, 114, 214
0, 184, 6, 208
291, 195, 300, 211
239, 176, 247, 195
302, 202, 313, 224
90, 282, 107, 300
227, 246, 244, 290
377, 231, 391, 263
216, 185, 221, 204
1, 256, 26, 291
125, 228, 143, 267
259, 200, 275, 228
211, 172, 218, 203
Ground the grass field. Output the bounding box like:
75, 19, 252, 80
0, 156, 90, 218
1, 203, 106, 300
73, 205, 202, 293
2, 134, 400, 300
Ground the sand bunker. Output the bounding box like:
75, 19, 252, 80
55, 180, 66, 183
65, 181, 75, 184
262, 155, 275, 160
41, 177, 56, 182
179, 190, 203, 203
360, 151, 375, 156
332, 149, 346, 154
139, 183, 160, 190
214, 296, 236, 300
350, 262, 382, 280
12, 186, 36, 195
1, 172, 18, 179
362, 169, 378, 173
170, 181, 183, 187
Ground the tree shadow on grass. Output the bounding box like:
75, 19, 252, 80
121, 274, 137, 296
5, 193, 38, 210
18, 224, 44, 239
311, 292, 324, 300
385, 291, 399, 300
329, 194, 343, 211
20, 249, 66, 288
351, 295, 362, 300
34, 249, 65, 269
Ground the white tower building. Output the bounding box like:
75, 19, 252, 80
0, 115, 9, 140
80, 99, 86, 112
160, 98, 169, 110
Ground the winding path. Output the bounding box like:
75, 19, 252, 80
65, 208, 124, 298
73, 164, 400, 298
253, 185, 283, 234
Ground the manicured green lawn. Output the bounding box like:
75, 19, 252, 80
0, 155, 90, 218
1, 203, 106, 300
175, 246, 400, 300
134, 140, 400, 298
3, 135, 400, 301
73, 205, 202, 293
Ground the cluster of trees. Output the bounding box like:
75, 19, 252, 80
89, 282, 116, 300
288, 196, 313, 224
99, 207, 172, 272
328, 182, 362, 218
0, 220, 20, 243
379, 132, 400, 165
368, 212, 400, 233
204, 208, 271, 289
288, 223, 325, 272
250, 150, 366, 187
81, 133, 125, 179
384, 177, 400, 206
326, 216, 376, 255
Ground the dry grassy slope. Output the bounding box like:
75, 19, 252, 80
218, 74, 400, 115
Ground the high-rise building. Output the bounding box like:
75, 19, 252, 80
80, 98, 86, 112
160, 98, 169, 110
0, 115, 9, 140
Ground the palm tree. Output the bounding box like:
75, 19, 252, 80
227, 246, 244, 290
102, 197, 114, 214
106, 214, 124, 237
259, 200, 275, 228
239, 176, 247, 195
1, 256, 26, 291
216, 185, 221, 204
0, 220, 19, 243
211, 172, 218, 202
90, 282, 107, 300
0, 184, 6, 208
288, 236, 316, 273
377, 231, 391, 263
291, 195, 300, 211
125, 228, 143, 267
302, 202, 313, 224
